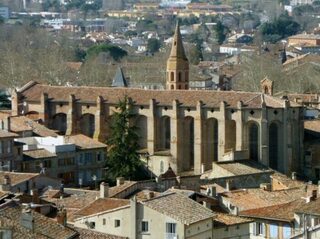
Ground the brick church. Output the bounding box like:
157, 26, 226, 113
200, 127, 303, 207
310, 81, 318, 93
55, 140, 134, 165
11, 24, 304, 176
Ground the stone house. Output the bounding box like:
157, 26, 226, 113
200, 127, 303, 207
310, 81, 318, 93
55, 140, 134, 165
74, 191, 214, 239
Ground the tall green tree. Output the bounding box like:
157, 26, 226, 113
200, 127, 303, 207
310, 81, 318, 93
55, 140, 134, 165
147, 38, 161, 54
214, 21, 227, 45
106, 97, 142, 181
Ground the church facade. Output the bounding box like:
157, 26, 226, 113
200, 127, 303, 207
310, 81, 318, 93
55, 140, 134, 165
11, 24, 304, 176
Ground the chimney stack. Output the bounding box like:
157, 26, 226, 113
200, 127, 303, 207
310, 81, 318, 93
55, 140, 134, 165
0, 175, 11, 191
291, 172, 297, 180
208, 185, 216, 197
146, 191, 154, 200
100, 182, 109, 198
226, 180, 231, 192
116, 177, 125, 186
30, 189, 40, 204
20, 205, 34, 232
57, 207, 67, 226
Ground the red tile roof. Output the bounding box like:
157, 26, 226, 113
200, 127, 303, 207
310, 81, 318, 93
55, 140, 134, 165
18, 82, 301, 109
240, 199, 306, 222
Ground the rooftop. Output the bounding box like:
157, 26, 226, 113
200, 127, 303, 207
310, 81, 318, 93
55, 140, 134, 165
201, 160, 272, 179
9, 116, 58, 137
220, 186, 315, 212
288, 34, 320, 40
73, 198, 130, 219
240, 199, 306, 222
0, 206, 78, 239
64, 134, 107, 149
143, 192, 214, 225
0, 172, 39, 186
18, 81, 301, 109
23, 148, 57, 160
0, 130, 18, 138
295, 197, 320, 216
214, 213, 252, 226
75, 227, 127, 239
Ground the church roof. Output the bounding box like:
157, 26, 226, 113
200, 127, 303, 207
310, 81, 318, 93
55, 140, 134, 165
17, 81, 301, 109
111, 67, 128, 87
168, 22, 188, 61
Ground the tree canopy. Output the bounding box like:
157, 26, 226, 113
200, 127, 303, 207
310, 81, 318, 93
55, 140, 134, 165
147, 38, 161, 54
106, 97, 143, 181
86, 44, 128, 61
260, 13, 300, 43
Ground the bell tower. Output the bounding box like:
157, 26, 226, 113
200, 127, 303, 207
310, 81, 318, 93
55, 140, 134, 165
166, 22, 189, 90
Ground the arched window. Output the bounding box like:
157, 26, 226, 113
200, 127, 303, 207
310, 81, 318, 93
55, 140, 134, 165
178, 85, 181, 89
80, 114, 95, 138
52, 113, 67, 135
171, 85, 174, 90
178, 72, 182, 82
269, 122, 279, 170
170, 72, 174, 82
135, 115, 148, 149
249, 123, 259, 161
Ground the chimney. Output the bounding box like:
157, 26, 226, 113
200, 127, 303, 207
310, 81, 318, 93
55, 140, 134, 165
291, 172, 297, 180
225, 180, 231, 191
201, 163, 205, 174
100, 182, 109, 198
146, 191, 154, 200
0, 175, 11, 191
30, 189, 40, 204
20, 205, 34, 232
57, 207, 67, 226
116, 177, 125, 186
209, 185, 216, 197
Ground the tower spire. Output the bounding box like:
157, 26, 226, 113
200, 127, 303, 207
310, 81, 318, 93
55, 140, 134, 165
166, 22, 189, 90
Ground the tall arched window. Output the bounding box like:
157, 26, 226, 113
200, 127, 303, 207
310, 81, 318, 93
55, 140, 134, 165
269, 122, 279, 170
249, 123, 259, 161
170, 72, 174, 82
178, 72, 182, 82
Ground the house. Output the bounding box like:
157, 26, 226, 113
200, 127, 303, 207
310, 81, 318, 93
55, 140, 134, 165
0, 171, 61, 194
15, 135, 106, 186
0, 205, 78, 239
288, 34, 320, 47
74, 192, 214, 239
0, 130, 19, 171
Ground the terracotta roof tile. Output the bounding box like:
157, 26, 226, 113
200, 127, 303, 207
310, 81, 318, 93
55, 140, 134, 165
240, 199, 306, 222
0, 172, 38, 186
214, 213, 252, 226
221, 186, 315, 212
75, 227, 127, 239
74, 198, 130, 219
19, 82, 300, 109
296, 197, 320, 216
0, 206, 78, 238
0, 130, 18, 138
9, 116, 58, 137
143, 192, 214, 225
64, 134, 107, 149
23, 149, 57, 159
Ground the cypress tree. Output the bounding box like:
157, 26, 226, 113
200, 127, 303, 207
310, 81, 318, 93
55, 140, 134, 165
106, 96, 142, 181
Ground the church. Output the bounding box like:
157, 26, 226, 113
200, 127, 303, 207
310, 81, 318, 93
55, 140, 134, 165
11, 24, 304, 176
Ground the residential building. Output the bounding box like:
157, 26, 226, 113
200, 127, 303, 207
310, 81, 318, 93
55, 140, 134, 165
0, 171, 61, 193
74, 192, 214, 239
15, 135, 106, 186
290, 0, 315, 6
0, 130, 19, 171
288, 34, 320, 47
